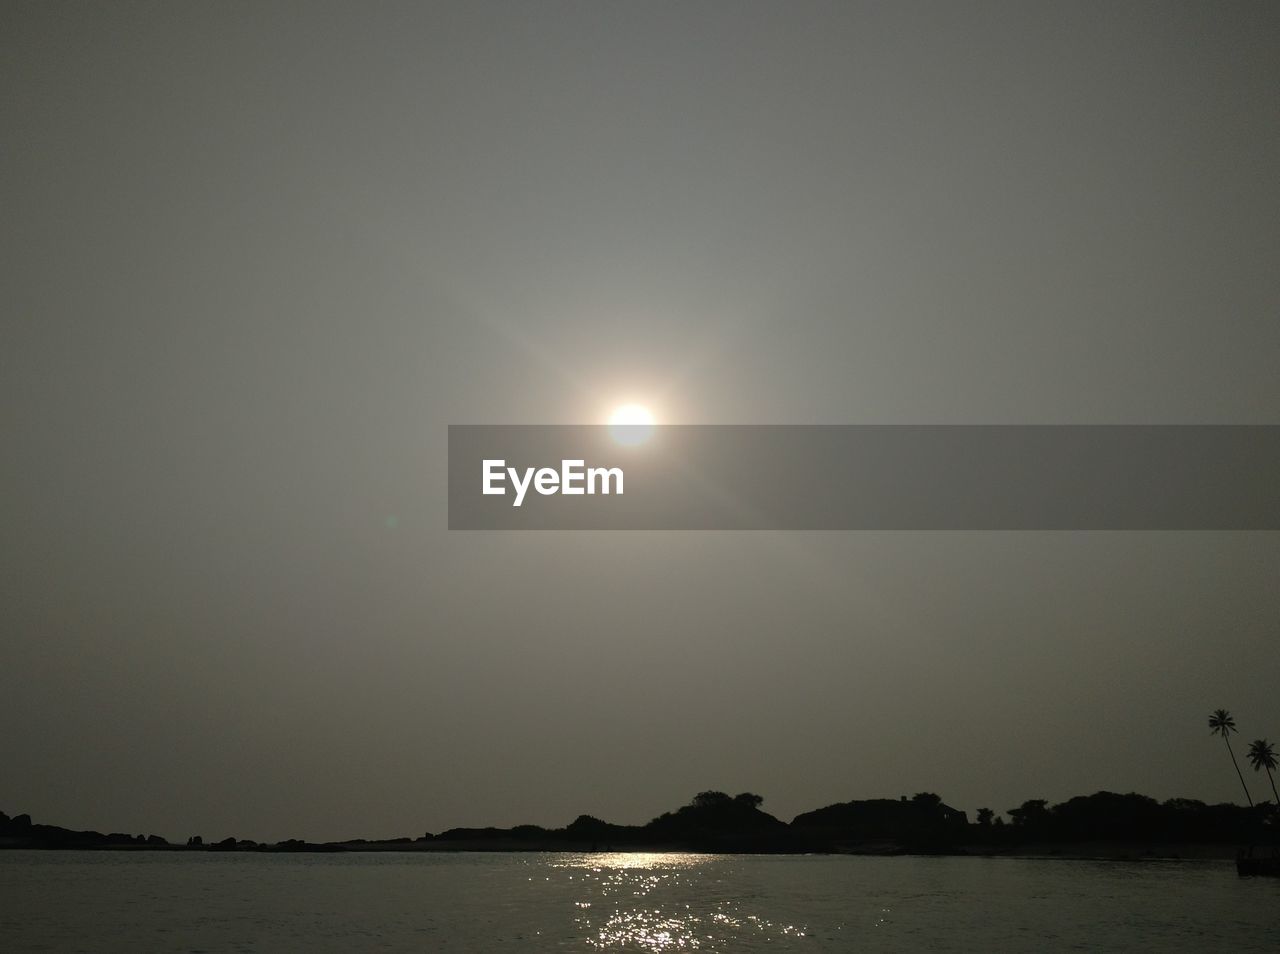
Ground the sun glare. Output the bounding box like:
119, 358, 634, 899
608, 403, 656, 445
608, 404, 655, 427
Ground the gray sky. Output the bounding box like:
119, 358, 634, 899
2, 1, 1278, 842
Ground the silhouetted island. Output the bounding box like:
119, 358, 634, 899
2, 790, 1275, 859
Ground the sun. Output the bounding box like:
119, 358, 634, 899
608, 403, 656, 445
608, 404, 655, 428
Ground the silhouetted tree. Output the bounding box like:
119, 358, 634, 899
792, 794, 968, 849
692, 791, 732, 809
1247, 739, 1279, 806
976, 808, 994, 827
733, 793, 764, 809
1208, 709, 1253, 806
1008, 799, 1050, 832
1053, 792, 1162, 841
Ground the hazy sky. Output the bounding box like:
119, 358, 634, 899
3, 1, 1278, 842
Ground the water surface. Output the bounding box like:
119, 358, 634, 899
1, 851, 1277, 951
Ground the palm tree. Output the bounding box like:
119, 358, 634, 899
1208, 709, 1253, 807
1246, 739, 1279, 806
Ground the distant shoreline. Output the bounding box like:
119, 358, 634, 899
0, 840, 1247, 862
4, 789, 1273, 860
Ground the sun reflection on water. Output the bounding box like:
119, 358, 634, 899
545, 853, 807, 950
554, 852, 709, 871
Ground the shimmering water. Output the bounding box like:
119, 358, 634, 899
1, 851, 1277, 952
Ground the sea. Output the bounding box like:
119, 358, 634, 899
1, 850, 1277, 952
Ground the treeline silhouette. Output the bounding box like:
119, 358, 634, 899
3, 789, 1275, 855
